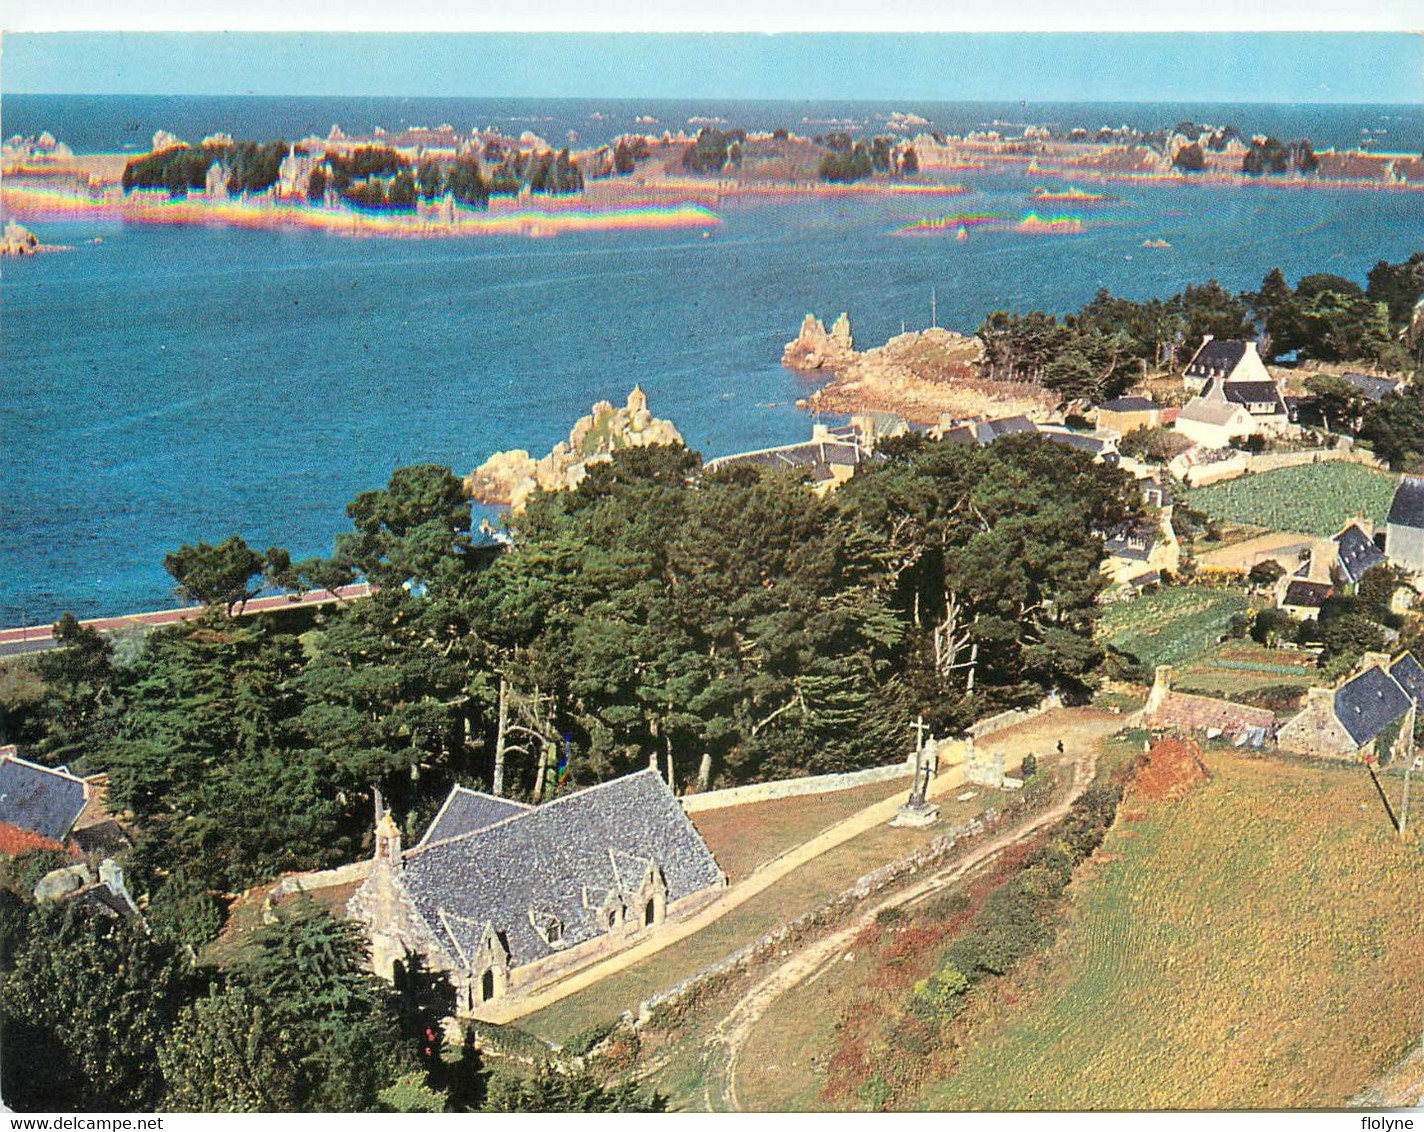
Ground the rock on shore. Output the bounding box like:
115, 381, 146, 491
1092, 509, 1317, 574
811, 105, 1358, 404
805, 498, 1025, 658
783, 312, 857, 370
466, 386, 684, 510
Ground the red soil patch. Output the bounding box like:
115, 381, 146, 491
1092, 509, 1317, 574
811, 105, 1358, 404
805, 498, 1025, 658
1133, 737, 1210, 804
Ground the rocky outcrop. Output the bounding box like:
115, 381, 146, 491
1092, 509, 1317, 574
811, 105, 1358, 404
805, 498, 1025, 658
783, 312, 857, 370
793, 318, 1052, 425
466, 386, 685, 510
0, 220, 66, 257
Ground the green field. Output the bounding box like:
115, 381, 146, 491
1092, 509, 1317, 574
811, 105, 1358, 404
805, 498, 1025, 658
1097, 586, 1249, 669
918, 755, 1424, 1110
1190, 462, 1397, 537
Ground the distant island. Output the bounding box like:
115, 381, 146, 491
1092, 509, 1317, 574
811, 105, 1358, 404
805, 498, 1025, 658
3, 115, 1420, 241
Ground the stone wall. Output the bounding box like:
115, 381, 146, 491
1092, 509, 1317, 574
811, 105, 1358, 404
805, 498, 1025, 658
1181, 447, 1385, 487
966, 694, 1060, 741
679, 761, 914, 813
268, 858, 373, 901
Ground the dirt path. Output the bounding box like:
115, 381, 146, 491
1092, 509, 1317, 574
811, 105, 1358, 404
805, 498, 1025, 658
482, 708, 1116, 1027
702, 738, 1105, 1113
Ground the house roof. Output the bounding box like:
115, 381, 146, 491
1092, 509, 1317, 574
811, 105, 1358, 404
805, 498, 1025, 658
1177, 398, 1247, 427
706, 439, 869, 482
1185, 339, 1248, 377
1282, 579, 1333, 608
940, 425, 978, 447
1388, 476, 1424, 530
418, 786, 532, 847
401, 769, 724, 969
0, 756, 89, 844
1333, 664, 1414, 747
1104, 523, 1156, 561
976, 416, 1038, 443
1040, 430, 1116, 459
1389, 653, 1424, 712
1220, 381, 1287, 415
1339, 372, 1402, 402
1099, 396, 1160, 413
1334, 524, 1387, 585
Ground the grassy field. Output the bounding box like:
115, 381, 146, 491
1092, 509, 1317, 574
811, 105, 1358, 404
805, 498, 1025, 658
918, 753, 1424, 1110
1097, 586, 1250, 670
691, 778, 910, 884
1172, 640, 1320, 703
1190, 462, 1398, 537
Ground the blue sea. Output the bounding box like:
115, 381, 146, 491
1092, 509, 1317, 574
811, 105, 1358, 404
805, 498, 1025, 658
3, 96, 1423, 626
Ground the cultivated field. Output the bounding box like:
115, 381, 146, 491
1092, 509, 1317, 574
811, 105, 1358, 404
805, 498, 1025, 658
1189, 462, 1398, 537
918, 753, 1424, 1110
1097, 586, 1249, 670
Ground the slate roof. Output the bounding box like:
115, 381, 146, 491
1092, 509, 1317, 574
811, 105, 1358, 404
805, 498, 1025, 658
1333, 664, 1414, 747
1104, 524, 1156, 561
1339, 372, 1402, 402
1334, 524, 1387, 585
419, 786, 532, 847
1098, 396, 1160, 412
1282, 579, 1333, 608
706, 439, 870, 482
1388, 476, 1424, 530
401, 769, 724, 969
1185, 339, 1248, 378
1041, 430, 1115, 458
977, 416, 1038, 443
0, 756, 88, 844
1221, 381, 1287, 415
940, 425, 978, 446
1389, 653, 1424, 712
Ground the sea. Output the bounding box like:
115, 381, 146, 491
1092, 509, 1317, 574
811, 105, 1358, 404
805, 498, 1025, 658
3, 96, 1423, 627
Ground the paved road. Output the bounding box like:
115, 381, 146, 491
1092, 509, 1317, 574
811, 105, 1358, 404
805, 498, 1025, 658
0, 584, 374, 658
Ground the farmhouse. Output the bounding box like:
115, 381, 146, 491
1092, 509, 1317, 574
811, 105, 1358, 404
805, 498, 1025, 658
1386, 476, 1424, 575
349, 768, 726, 1017
1182, 336, 1272, 395
1276, 652, 1424, 761
1175, 375, 1291, 449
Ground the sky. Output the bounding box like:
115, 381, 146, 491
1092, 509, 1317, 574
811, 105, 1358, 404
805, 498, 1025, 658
4, 31, 1422, 102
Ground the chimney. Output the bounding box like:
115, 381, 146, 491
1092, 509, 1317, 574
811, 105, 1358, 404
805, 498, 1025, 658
375, 810, 403, 870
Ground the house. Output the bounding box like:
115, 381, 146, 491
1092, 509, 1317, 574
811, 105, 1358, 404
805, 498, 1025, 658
1333, 521, 1388, 588
1182, 337, 1272, 395
974, 415, 1038, 444
0, 751, 90, 856
1096, 396, 1164, 435
349, 768, 726, 1016
1172, 398, 1256, 449
705, 425, 873, 493
1277, 652, 1423, 762
1277, 578, 1333, 620
1386, 476, 1424, 575
1174, 377, 1290, 448
1142, 667, 1277, 745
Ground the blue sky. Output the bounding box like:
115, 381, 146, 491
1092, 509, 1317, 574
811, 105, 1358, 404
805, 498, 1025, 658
4, 32, 1422, 103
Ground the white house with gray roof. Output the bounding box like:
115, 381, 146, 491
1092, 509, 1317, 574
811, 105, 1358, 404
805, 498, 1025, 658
1182, 337, 1272, 395
349, 769, 725, 1016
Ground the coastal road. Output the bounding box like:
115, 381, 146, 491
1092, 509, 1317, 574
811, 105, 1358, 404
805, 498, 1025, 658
0, 583, 374, 659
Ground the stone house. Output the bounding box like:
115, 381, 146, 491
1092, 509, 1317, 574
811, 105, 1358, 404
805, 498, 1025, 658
348, 768, 726, 1018
1182, 337, 1273, 396
1276, 652, 1424, 761
1386, 476, 1424, 576
1174, 376, 1291, 449
0, 750, 89, 856
704, 424, 874, 494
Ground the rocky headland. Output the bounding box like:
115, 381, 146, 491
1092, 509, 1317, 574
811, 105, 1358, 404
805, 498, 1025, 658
466, 386, 684, 510
784, 314, 1055, 424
